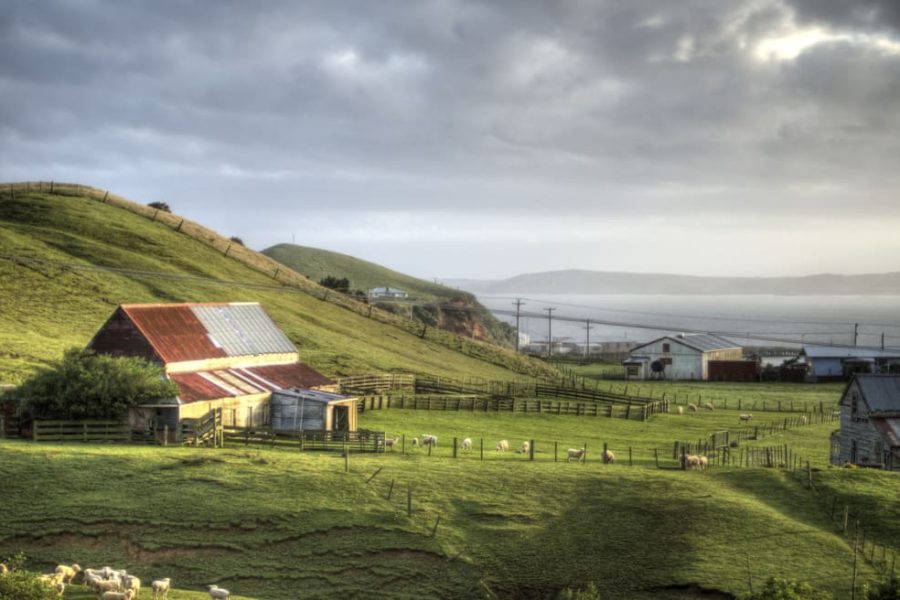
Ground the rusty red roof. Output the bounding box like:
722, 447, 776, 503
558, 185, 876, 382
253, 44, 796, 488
122, 304, 226, 363
168, 363, 335, 403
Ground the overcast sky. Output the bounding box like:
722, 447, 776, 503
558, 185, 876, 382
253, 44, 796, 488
2, 0, 899, 280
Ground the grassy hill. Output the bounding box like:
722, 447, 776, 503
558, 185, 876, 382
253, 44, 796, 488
0, 398, 889, 600
0, 184, 554, 384
263, 243, 515, 346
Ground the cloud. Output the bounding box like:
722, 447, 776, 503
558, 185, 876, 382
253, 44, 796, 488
1, 0, 899, 277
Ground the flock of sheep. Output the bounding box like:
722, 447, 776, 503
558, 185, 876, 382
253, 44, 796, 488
381, 433, 615, 464
0, 561, 231, 599
673, 403, 757, 424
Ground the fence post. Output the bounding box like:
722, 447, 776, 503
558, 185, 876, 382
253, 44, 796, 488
654, 448, 659, 469
629, 446, 633, 466
453, 437, 458, 459
163, 424, 169, 447
480, 438, 484, 461
387, 478, 395, 500
402, 434, 406, 454
345, 447, 351, 473
407, 483, 412, 516
529, 439, 535, 462
554, 441, 558, 462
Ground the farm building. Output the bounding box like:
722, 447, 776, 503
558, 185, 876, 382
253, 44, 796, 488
270, 388, 358, 432
368, 287, 409, 299
831, 374, 900, 469
623, 334, 753, 381
795, 345, 900, 382
88, 302, 350, 441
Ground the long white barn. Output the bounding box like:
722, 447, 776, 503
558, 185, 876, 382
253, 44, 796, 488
624, 334, 742, 381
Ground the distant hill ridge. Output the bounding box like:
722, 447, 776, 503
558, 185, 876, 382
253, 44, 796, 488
461, 269, 900, 295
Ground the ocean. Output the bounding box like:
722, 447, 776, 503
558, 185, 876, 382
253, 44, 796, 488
475, 294, 900, 350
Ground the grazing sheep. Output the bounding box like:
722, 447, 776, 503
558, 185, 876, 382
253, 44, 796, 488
123, 575, 141, 598
54, 563, 81, 583
94, 578, 123, 594
699, 456, 709, 470
602, 449, 615, 464
208, 584, 231, 599
799, 415, 809, 425
383, 438, 396, 451
495, 439, 509, 452
151, 578, 171, 600
461, 437, 473, 451
101, 591, 135, 600
53, 581, 65, 597
703, 402, 715, 412
411, 437, 419, 447
676, 406, 684, 415
567, 448, 586, 463
0, 563, 8, 575
687, 403, 698, 412
520, 441, 530, 454
84, 573, 105, 589
421, 434, 437, 447
683, 454, 701, 470
739, 414, 753, 422
38, 573, 63, 586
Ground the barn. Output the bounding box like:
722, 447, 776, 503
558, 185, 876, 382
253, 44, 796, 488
796, 345, 900, 382
623, 334, 746, 381
88, 302, 350, 441
831, 374, 900, 469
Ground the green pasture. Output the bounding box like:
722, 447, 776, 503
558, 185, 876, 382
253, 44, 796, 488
0, 191, 549, 384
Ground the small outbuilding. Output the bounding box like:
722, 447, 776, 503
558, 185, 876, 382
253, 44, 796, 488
624, 334, 745, 381
368, 287, 409, 299
796, 346, 900, 382
832, 374, 900, 469
270, 388, 358, 432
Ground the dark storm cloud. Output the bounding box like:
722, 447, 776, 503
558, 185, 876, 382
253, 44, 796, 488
1, 1, 900, 277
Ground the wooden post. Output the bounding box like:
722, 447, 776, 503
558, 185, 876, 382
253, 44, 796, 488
654, 448, 659, 469
843, 505, 850, 535
629, 446, 633, 466
583, 442, 587, 464
407, 483, 412, 517
387, 478, 395, 500
554, 441, 558, 462
344, 448, 351, 473
480, 438, 484, 461
529, 439, 535, 462
366, 467, 383, 484
402, 434, 406, 454
453, 437, 458, 459
806, 461, 812, 489
163, 424, 168, 447
602, 442, 608, 464
431, 515, 441, 537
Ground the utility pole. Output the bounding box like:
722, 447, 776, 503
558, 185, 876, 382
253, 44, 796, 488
545, 307, 556, 358
513, 298, 525, 352
851, 520, 860, 600
854, 323, 859, 347
882, 332, 885, 351
584, 319, 593, 360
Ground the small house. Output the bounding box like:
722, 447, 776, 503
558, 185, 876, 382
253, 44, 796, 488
88, 302, 348, 441
832, 374, 900, 469
368, 287, 409, 299
624, 334, 748, 381
796, 346, 900, 382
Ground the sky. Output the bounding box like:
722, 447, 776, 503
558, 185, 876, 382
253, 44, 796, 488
2, 0, 900, 281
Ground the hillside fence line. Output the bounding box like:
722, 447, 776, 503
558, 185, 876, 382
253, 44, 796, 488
0, 181, 550, 378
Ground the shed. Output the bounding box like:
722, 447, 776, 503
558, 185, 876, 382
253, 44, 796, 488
271, 388, 358, 432
832, 374, 900, 469
796, 346, 900, 382
624, 334, 742, 380
368, 287, 409, 299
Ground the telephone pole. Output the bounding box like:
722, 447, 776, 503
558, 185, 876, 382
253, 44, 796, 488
545, 307, 556, 357
583, 319, 593, 360
854, 323, 859, 347
513, 299, 525, 352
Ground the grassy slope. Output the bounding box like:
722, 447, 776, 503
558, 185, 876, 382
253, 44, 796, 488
262, 243, 457, 300
0, 430, 881, 600
0, 192, 544, 384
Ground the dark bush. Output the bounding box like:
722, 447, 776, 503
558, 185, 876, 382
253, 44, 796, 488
147, 201, 171, 213
229, 236, 244, 246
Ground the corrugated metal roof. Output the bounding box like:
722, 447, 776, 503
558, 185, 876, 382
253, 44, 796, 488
168, 362, 333, 403
803, 346, 900, 359
192, 303, 296, 357
272, 388, 350, 404
871, 418, 900, 448
631, 334, 739, 354
857, 375, 900, 413
119, 302, 295, 363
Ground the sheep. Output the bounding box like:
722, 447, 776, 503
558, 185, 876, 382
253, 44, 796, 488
699, 455, 709, 470
53, 581, 65, 597
567, 448, 586, 463
123, 575, 141, 598
687, 403, 698, 412
683, 454, 701, 470
208, 584, 231, 599
739, 413, 753, 422
520, 441, 530, 454
676, 406, 684, 415
460, 437, 473, 451
38, 573, 63, 586
0, 563, 8, 575
703, 402, 715, 412
602, 449, 615, 464
94, 578, 123, 594
84, 573, 105, 589
54, 563, 81, 583
383, 438, 396, 451
799, 415, 809, 425
101, 591, 135, 600
151, 578, 171, 600
421, 434, 437, 447
495, 439, 509, 452
411, 437, 419, 447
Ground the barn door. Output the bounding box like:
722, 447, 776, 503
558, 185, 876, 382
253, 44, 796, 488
333, 406, 349, 431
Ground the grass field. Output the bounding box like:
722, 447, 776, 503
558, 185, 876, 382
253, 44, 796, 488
1, 379, 888, 600
0, 191, 551, 384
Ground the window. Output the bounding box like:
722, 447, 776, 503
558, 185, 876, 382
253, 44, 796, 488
661, 357, 673, 365
851, 392, 860, 421
626, 366, 639, 377
850, 439, 858, 463
662, 343, 671, 353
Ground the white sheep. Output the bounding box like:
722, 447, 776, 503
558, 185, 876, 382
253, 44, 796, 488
495, 439, 509, 452
0, 563, 8, 575
520, 441, 530, 454
123, 575, 141, 598
567, 448, 586, 463
151, 577, 171, 600
739, 413, 753, 422
94, 578, 123, 594
602, 449, 615, 464
421, 434, 437, 447
84, 573, 105, 589
683, 454, 701, 470
54, 563, 81, 584
208, 584, 231, 599
699, 455, 709, 470
687, 403, 698, 412
38, 573, 63, 586
460, 437, 473, 451
101, 591, 135, 600
411, 437, 419, 447
676, 406, 684, 415
383, 438, 396, 451
703, 402, 715, 412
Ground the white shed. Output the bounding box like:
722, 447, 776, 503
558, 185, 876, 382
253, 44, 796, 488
624, 334, 742, 380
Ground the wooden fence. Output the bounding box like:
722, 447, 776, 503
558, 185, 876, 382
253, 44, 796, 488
222, 427, 385, 452
356, 393, 664, 421
32, 419, 131, 442
338, 374, 415, 395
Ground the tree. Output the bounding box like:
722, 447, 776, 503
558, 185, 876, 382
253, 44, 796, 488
319, 275, 351, 294
147, 201, 171, 213
863, 575, 900, 599
229, 236, 244, 246
13, 348, 177, 420
0, 553, 58, 600
744, 578, 833, 600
